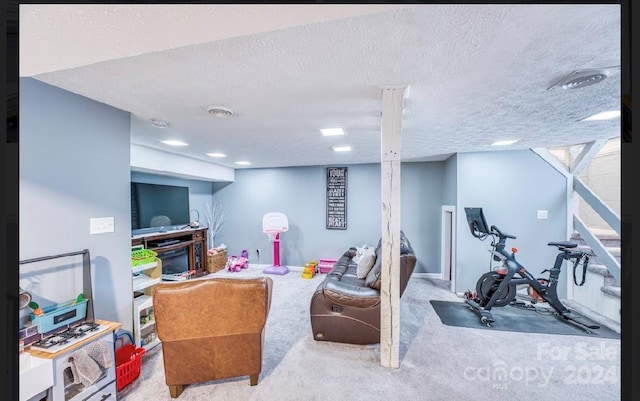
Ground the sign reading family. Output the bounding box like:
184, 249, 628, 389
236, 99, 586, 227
326, 167, 347, 230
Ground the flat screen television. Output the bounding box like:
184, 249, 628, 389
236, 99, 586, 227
131, 182, 190, 235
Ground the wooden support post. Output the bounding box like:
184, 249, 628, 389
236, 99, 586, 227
380, 86, 406, 368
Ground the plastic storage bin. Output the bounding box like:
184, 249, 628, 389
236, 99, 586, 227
115, 332, 146, 391
131, 246, 158, 267
30, 298, 88, 333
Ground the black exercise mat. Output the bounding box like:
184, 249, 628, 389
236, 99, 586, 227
430, 300, 620, 339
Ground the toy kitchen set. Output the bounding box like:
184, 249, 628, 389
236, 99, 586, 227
19, 249, 121, 401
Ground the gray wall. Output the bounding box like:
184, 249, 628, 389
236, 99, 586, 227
454, 150, 569, 295
19, 78, 133, 330
211, 163, 443, 273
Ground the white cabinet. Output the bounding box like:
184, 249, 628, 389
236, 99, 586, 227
19, 354, 53, 401
132, 259, 161, 350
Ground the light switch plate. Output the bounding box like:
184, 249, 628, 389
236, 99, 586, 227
90, 217, 115, 234
537, 210, 548, 219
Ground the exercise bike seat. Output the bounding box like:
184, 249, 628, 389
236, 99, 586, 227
547, 241, 577, 249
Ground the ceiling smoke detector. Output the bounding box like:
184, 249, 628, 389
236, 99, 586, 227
206, 106, 234, 119
547, 67, 617, 90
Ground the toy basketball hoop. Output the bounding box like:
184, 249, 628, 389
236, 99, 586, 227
262, 212, 289, 275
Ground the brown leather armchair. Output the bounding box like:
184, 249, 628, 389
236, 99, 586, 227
152, 276, 273, 398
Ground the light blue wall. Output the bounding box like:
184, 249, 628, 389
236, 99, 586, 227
442, 154, 458, 206
19, 78, 133, 330
18, 78, 573, 333
211, 163, 443, 273
454, 150, 568, 295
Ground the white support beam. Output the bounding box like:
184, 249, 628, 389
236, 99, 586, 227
380, 86, 406, 368
571, 139, 607, 176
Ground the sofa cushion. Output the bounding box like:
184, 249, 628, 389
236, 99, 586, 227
365, 231, 414, 290
365, 246, 383, 290
356, 247, 376, 279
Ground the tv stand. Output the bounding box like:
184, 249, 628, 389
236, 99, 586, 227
132, 227, 209, 278
154, 239, 181, 247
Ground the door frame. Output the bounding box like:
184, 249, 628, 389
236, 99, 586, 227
440, 205, 456, 292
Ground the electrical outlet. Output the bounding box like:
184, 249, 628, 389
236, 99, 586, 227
90, 217, 115, 234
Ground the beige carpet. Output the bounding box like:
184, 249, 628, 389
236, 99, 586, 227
118, 266, 622, 401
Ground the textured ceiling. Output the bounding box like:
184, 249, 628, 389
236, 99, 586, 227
20, 4, 622, 170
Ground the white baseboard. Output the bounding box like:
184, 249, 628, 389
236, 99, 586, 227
412, 272, 443, 280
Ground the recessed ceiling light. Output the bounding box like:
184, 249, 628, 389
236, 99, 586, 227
161, 140, 188, 146
491, 139, 518, 146
206, 105, 234, 119
150, 118, 169, 128
207, 153, 227, 158
321, 128, 345, 136
333, 146, 352, 152
580, 110, 620, 121
234, 161, 251, 165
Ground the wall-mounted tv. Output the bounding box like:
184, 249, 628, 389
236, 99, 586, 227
131, 182, 190, 235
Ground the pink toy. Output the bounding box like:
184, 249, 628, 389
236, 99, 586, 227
262, 212, 290, 275
318, 258, 338, 274
227, 250, 249, 272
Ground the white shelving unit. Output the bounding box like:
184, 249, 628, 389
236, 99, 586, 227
132, 259, 162, 350
132, 274, 161, 292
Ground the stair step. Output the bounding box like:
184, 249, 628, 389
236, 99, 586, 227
563, 299, 621, 333
571, 232, 620, 247
587, 263, 619, 287
601, 285, 621, 298
576, 245, 621, 265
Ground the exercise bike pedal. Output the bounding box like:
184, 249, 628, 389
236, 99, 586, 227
465, 299, 495, 326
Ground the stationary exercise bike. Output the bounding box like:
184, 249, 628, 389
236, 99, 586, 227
463, 207, 599, 333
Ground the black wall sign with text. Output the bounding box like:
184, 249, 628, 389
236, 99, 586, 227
326, 167, 347, 230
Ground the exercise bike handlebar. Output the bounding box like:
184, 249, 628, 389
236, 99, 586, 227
490, 225, 516, 239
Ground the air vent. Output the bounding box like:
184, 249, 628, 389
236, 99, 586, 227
206, 106, 234, 119
150, 118, 169, 128
547, 67, 618, 90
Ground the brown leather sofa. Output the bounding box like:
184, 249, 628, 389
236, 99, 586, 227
153, 276, 273, 398
309, 231, 417, 345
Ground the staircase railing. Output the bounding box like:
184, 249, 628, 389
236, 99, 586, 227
569, 143, 621, 285
533, 141, 621, 286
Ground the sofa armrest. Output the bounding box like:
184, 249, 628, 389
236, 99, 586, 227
326, 248, 357, 276
323, 279, 380, 308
